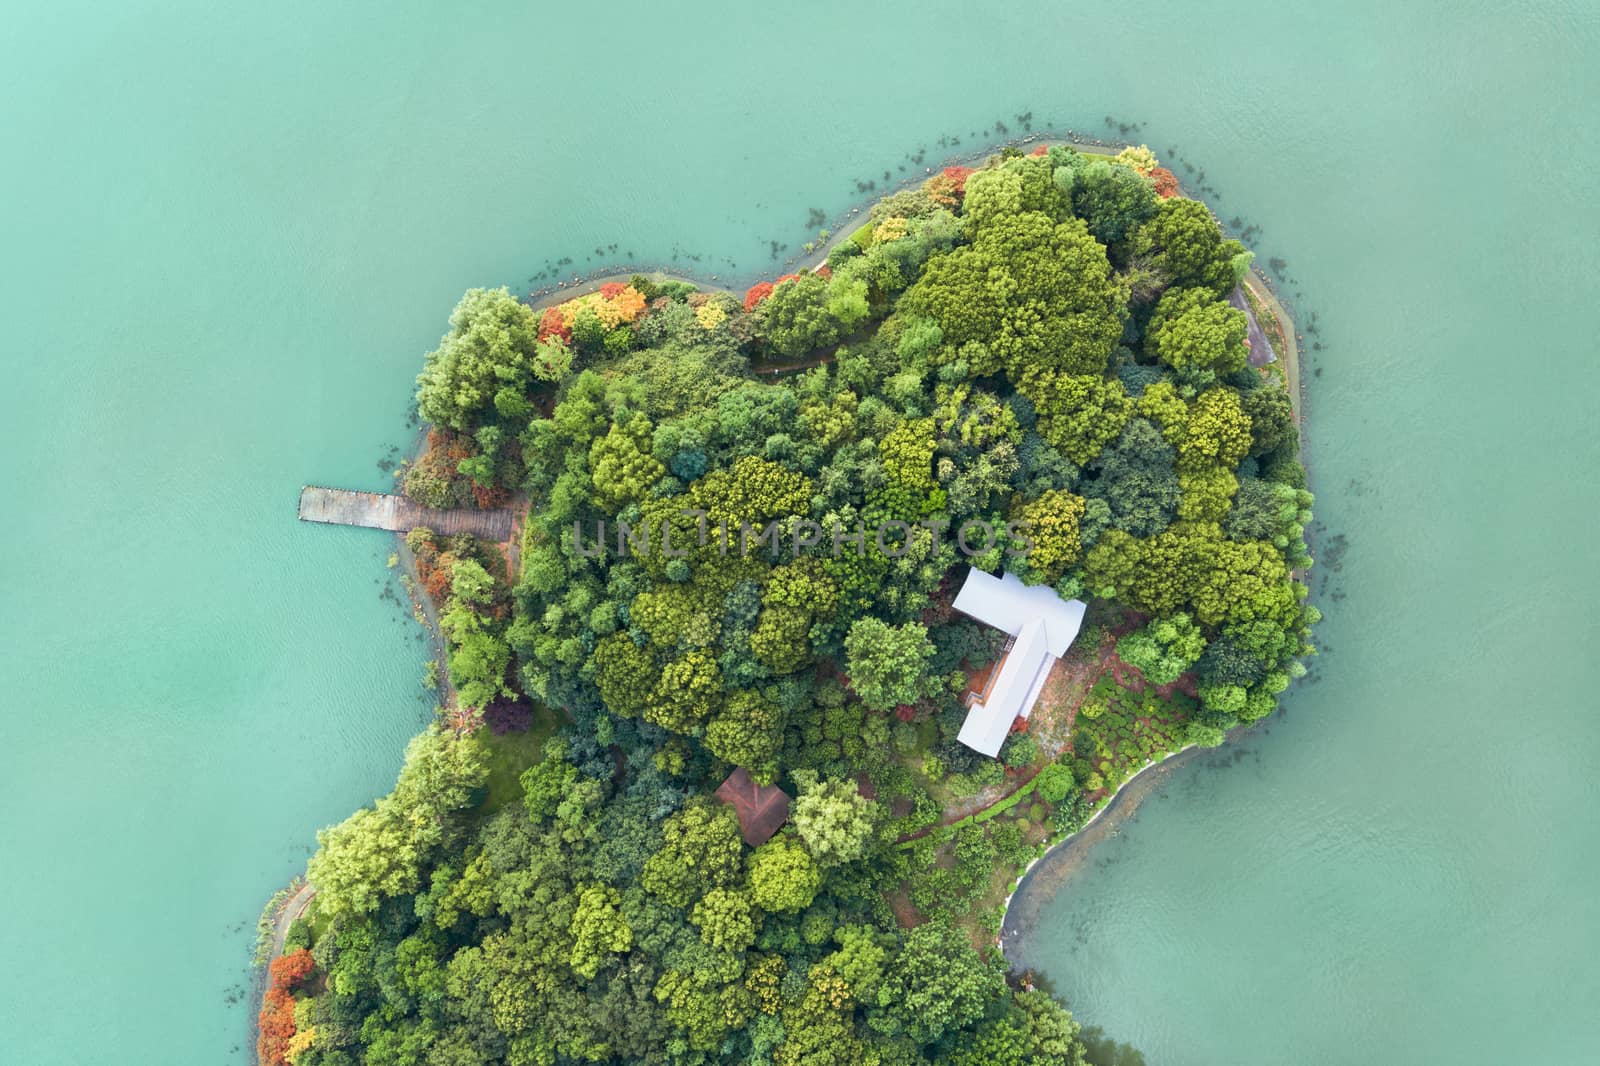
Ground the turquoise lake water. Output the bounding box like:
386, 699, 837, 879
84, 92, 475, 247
2, 2, 1596, 1063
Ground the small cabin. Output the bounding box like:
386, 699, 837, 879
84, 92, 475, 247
714, 767, 792, 846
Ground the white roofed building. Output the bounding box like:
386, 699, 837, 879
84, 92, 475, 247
951, 568, 1087, 756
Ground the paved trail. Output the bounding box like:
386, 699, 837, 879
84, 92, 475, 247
1230, 285, 1277, 368
268, 882, 316, 960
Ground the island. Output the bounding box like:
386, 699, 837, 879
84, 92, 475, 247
260, 142, 1316, 1066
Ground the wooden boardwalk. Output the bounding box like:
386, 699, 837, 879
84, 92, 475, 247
298, 486, 514, 540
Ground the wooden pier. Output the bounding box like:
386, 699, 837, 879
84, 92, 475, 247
297, 486, 514, 541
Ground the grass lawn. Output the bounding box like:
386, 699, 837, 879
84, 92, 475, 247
473, 702, 563, 819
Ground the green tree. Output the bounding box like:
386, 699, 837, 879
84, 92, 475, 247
640, 799, 744, 907
1080, 417, 1180, 536
589, 413, 666, 509
790, 771, 877, 867
448, 558, 497, 607
1240, 385, 1296, 456
1129, 198, 1245, 300
879, 418, 938, 492
773, 967, 866, 1065
822, 924, 895, 1004
1175, 387, 1252, 473
1034, 762, 1078, 805
307, 729, 487, 921
962, 155, 1074, 228
690, 887, 758, 951
747, 836, 823, 914
647, 651, 722, 734
1070, 158, 1159, 248
757, 273, 870, 358
438, 604, 510, 710
899, 210, 1127, 382
1013, 490, 1088, 584
1148, 288, 1250, 375
591, 633, 655, 719
416, 287, 566, 432
568, 883, 633, 979
520, 739, 580, 823
843, 618, 935, 711
1115, 613, 1206, 685
703, 689, 785, 774
1017, 367, 1133, 466
880, 920, 1006, 1044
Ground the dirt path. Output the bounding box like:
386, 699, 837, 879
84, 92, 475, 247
498, 493, 530, 585
892, 763, 1044, 846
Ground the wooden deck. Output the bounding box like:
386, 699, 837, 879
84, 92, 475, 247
297, 486, 514, 540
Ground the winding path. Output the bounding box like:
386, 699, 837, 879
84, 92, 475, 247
267, 882, 316, 960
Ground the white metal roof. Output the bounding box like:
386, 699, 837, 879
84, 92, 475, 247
952, 568, 1087, 757
958, 618, 1054, 756
951, 568, 1086, 656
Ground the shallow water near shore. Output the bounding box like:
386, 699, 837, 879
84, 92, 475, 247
3, 1, 1598, 1063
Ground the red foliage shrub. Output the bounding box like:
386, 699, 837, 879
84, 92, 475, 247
815, 265, 832, 279
743, 282, 775, 311
538, 305, 571, 342
256, 987, 296, 1066
895, 704, 917, 723
598, 281, 626, 298
417, 549, 455, 602
942, 166, 975, 195
1030, 144, 1049, 156
1149, 167, 1180, 198
269, 948, 315, 992
1009, 715, 1030, 733
471, 481, 509, 510
775, 273, 800, 286
423, 428, 474, 472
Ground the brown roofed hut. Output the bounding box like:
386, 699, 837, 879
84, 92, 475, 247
714, 768, 792, 846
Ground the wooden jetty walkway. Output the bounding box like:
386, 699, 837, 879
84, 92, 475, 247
298, 486, 514, 540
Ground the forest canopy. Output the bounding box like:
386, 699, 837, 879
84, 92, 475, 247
274, 143, 1315, 1066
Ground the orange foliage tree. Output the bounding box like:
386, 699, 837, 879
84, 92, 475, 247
257, 947, 316, 1065
923, 172, 960, 209
537, 305, 571, 343
1150, 167, 1180, 198
257, 987, 296, 1066
548, 284, 649, 332
942, 166, 975, 196
269, 948, 315, 992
